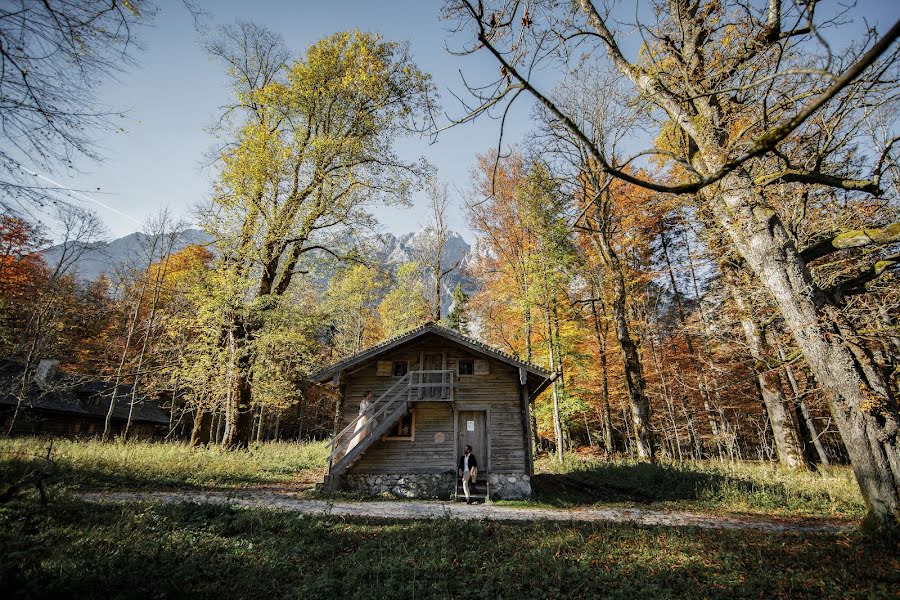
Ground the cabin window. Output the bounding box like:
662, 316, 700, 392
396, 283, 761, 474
385, 410, 415, 440
392, 361, 409, 377
458, 359, 475, 376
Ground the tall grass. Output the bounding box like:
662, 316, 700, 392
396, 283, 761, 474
532, 454, 866, 519
0, 438, 867, 519
0, 438, 328, 491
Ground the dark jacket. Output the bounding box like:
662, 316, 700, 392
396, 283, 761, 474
458, 453, 478, 471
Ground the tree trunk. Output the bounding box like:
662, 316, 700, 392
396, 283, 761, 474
221, 321, 256, 449
190, 405, 212, 447
609, 266, 655, 460
591, 227, 654, 459
589, 293, 615, 453
256, 404, 265, 443
711, 171, 900, 530
726, 272, 807, 469
778, 346, 831, 467
547, 311, 565, 462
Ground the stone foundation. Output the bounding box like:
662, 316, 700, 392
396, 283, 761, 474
488, 472, 532, 500
341, 471, 532, 500
344, 472, 457, 499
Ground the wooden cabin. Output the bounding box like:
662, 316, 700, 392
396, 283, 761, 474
0, 358, 169, 439
312, 323, 555, 500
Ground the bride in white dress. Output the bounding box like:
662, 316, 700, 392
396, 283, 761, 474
347, 390, 375, 452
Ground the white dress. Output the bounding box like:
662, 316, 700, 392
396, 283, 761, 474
347, 397, 372, 451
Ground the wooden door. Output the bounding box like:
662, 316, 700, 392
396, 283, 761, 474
457, 410, 487, 474
423, 352, 444, 399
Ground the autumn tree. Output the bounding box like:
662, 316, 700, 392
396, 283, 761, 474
3, 205, 105, 435
203, 27, 434, 447
378, 261, 431, 338
326, 264, 387, 356
447, 0, 900, 531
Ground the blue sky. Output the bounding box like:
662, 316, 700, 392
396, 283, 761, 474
52, 0, 530, 240
47, 0, 900, 241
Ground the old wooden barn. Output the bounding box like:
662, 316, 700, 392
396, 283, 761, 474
312, 323, 555, 500
0, 359, 169, 438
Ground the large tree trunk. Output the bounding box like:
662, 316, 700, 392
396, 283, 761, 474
591, 211, 655, 460
190, 406, 212, 447
712, 170, 900, 529
221, 321, 256, 449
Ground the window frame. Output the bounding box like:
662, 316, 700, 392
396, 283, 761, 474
384, 409, 416, 441
457, 358, 475, 376
392, 360, 409, 377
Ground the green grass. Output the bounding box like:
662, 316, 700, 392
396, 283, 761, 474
1, 495, 895, 599
0, 439, 867, 519
507, 454, 868, 520
0, 438, 328, 492
0, 440, 889, 598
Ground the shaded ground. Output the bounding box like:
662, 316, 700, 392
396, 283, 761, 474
2, 496, 896, 600
80, 489, 854, 533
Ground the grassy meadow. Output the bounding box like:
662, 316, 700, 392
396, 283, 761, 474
0, 437, 329, 492
523, 453, 867, 520
1, 495, 896, 599
1, 439, 896, 599
0, 438, 867, 519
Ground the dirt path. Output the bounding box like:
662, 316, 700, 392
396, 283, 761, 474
79, 490, 853, 533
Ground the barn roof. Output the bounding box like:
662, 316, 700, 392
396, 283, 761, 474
0, 359, 169, 425
311, 322, 556, 399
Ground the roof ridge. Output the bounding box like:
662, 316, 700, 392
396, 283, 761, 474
312, 321, 552, 381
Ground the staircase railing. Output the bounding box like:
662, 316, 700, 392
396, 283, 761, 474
327, 369, 457, 469
327, 373, 411, 460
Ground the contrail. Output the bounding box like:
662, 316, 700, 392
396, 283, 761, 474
25, 169, 142, 225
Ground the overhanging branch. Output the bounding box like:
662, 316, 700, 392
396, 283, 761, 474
801, 222, 900, 263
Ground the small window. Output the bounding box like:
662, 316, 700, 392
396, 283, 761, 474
392, 361, 409, 377
458, 359, 475, 376
385, 411, 415, 440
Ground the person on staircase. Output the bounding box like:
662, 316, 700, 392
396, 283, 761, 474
346, 391, 375, 456
458, 445, 478, 504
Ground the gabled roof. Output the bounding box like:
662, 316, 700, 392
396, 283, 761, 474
311, 322, 556, 399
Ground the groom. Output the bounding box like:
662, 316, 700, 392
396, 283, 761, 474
457, 445, 478, 504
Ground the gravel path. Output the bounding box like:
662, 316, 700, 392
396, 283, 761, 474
79, 490, 852, 533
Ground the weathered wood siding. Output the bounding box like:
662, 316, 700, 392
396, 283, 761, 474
340, 334, 528, 475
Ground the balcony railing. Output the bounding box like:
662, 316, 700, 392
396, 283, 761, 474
408, 369, 454, 401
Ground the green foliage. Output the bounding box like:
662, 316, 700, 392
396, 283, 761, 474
252, 295, 324, 411
444, 281, 469, 334
1, 498, 895, 599
0, 439, 327, 492
324, 264, 387, 355
378, 261, 430, 338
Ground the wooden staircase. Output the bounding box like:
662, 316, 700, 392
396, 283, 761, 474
325, 370, 456, 490
327, 374, 414, 480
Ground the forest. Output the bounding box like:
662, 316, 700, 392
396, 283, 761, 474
1, 0, 899, 556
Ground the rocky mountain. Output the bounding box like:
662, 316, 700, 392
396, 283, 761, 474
41, 229, 212, 282
42, 227, 476, 311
